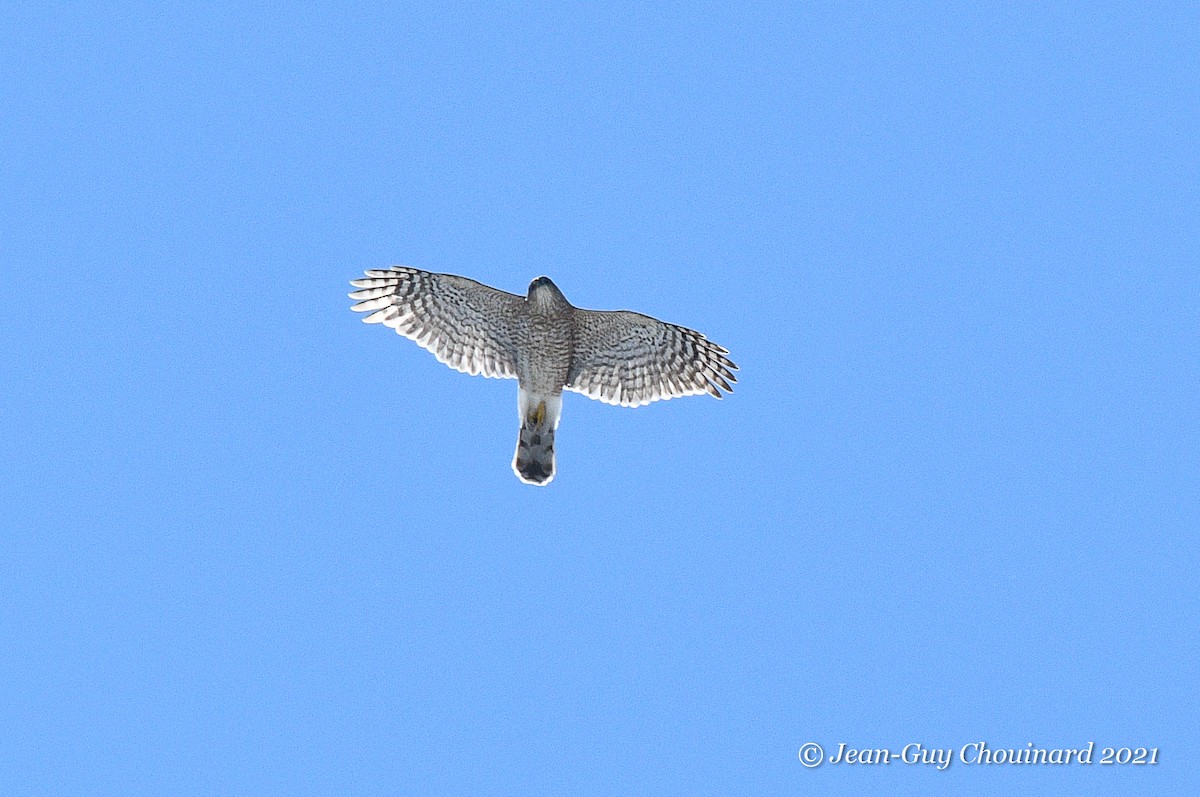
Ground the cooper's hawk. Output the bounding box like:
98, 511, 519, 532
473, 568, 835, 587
348, 267, 737, 485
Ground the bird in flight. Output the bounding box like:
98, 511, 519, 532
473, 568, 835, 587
349, 267, 737, 485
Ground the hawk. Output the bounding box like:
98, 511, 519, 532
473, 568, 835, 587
348, 267, 737, 485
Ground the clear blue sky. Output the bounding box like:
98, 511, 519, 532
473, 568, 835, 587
2, 3, 1195, 794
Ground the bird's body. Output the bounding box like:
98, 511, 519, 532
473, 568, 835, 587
511, 279, 573, 483
349, 267, 737, 485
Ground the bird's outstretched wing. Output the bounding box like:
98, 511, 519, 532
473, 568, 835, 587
349, 267, 523, 379
565, 309, 737, 407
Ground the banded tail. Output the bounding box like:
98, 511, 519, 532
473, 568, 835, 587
513, 391, 561, 486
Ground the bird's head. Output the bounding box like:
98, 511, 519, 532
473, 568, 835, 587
527, 276, 570, 313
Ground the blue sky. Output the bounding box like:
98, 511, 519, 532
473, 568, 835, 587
2, 2, 1196, 794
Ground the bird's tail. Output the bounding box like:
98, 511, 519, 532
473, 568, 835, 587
513, 392, 560, 486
